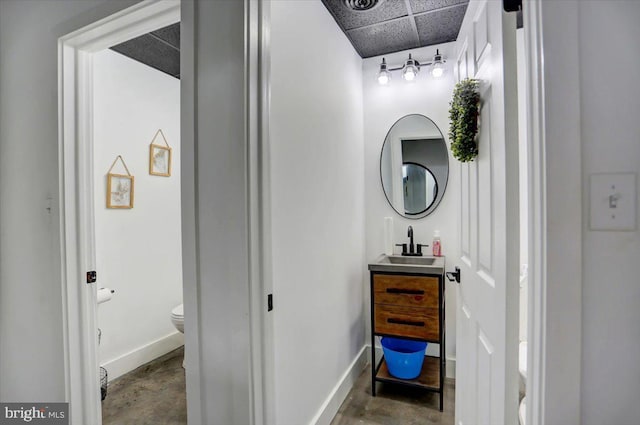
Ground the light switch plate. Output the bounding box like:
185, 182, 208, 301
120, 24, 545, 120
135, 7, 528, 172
590, 172, 637, 231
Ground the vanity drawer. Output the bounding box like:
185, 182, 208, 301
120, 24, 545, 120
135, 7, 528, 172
373, 274, 439, 308
374, 304, 439, 340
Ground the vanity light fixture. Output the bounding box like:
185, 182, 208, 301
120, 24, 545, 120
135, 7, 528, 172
377, 50, 447, 85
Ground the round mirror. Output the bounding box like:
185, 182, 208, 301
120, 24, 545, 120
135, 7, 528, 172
380, 114, 449, 219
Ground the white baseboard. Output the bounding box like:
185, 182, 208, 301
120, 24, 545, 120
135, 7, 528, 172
309, 345, 368, 425
101, 331, 184, 382
446, 355, 456, 378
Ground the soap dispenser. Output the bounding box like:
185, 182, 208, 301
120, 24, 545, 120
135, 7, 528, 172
432, 230, 442, 257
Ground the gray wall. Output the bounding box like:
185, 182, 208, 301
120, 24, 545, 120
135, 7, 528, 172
269, 1, 365, 423
578, 2, 640, 423
0, 0, 141, 402
533, 1, 640, 423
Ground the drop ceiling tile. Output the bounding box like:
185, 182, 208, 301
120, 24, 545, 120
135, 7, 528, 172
111, 34, 180, 78
414, 3, 467, 46
408, 0, 469, 14
348, 17, 420, 58
151, 23, 180, 49
321, 0, 408, 30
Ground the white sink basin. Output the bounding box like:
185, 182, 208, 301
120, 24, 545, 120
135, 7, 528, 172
379, 256, 436, 265
368, 254, 445, 275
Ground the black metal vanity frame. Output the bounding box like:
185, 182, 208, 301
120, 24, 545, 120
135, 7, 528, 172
369, 269, 446, 411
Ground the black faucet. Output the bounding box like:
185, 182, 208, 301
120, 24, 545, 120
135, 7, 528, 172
395, 225, 429, 256
408, 225, 415, 254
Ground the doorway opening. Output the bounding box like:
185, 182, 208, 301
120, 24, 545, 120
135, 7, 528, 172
92, 23, 184, 424
58, 2, 183, 424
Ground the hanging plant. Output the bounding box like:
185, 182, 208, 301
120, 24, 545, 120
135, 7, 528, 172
448, 78, 480, 162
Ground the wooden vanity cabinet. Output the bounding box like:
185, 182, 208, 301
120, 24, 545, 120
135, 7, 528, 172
370, 271, 445, 411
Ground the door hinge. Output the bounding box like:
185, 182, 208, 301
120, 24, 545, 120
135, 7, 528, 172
503, 0, 522, 13
267, 294, 273, 312
87, 271, 97, 284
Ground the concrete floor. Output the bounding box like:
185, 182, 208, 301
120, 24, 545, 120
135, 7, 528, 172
101, 349, 454, 425
101, 346, 187, 425
330, 368, 455, 425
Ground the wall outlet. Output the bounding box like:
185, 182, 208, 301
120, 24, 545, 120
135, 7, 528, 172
589, 173, 637, 231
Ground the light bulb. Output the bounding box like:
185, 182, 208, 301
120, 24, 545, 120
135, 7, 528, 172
377, 58, 391, 85
402, 54, 419, 82
377, 72, 390, 85
431, 62, 444, 78
403, 68, 416, 81
430, 49, 445, 78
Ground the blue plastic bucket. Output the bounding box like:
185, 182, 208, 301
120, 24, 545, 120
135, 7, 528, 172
381, 337, 428, 379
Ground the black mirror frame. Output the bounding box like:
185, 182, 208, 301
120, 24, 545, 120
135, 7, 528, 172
401, 161, 439, 216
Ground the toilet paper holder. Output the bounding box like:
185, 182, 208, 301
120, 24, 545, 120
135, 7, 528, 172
97, 288, 115, 304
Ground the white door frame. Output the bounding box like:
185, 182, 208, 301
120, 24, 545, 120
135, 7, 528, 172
252, 0, 276, 423
58, 2, 180, 423
523, 4, 546, 422
523, 1, 583, 423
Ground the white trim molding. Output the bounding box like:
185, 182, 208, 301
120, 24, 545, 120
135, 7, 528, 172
523, 3, 546, 424
524, 1, 582, 424
247, 0, 273, 424
310, 347, 368, 425
248, 0, 275, 424
101, 333, 184, 382
445, 355, 456, 378
178, 0, 203, 422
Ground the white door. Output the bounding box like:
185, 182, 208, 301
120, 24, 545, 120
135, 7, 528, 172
453, 1, 520, 424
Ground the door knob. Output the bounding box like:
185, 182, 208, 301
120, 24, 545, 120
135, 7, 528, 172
446, 267, 461, 283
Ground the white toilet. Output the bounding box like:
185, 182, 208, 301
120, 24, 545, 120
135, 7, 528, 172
519, 340, 527, 425
170, 304, 185, 367
519, 340, 527, 385
170, 304, 184, 333
519, 396, 527, 425
518, 265, 528, 425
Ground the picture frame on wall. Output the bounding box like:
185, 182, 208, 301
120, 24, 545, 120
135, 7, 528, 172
149, 129, 172, 177
106, 155, 134, 209
107, 173, 134, 209
150, 144, 172, 176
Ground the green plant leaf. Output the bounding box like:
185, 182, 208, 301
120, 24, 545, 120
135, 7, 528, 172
448, 78, 480, 162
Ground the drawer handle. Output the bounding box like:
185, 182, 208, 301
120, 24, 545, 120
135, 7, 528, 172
387, 318, 425, 327
386, 288, 425, 295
